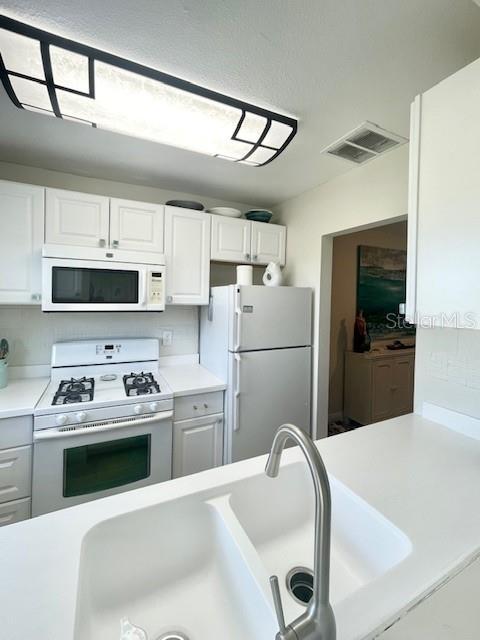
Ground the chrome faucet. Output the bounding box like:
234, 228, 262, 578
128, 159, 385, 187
266, 424, 336, 640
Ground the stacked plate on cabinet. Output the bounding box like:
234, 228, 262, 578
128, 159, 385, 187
207, 207, 242, 218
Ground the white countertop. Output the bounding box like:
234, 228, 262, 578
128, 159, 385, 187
0, 376, 49, 419
380, 554, 480, 639
1, 413, 480, 640
159, 363, 226, 397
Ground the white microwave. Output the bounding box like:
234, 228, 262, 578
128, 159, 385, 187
42, 245, 165, 312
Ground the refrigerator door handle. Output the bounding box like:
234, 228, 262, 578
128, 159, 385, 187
234, 353, 241, 431
234, 289, 242, 351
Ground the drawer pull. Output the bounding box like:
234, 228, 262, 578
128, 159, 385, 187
193, 405, 198, 410
204, 403, 208, 409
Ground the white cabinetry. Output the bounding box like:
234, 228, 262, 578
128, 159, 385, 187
344, 351, 415, 425
0, 415, 33, 527
211, 216, 251, 263
172, 391, 224, 479
164, 206, 211, 305
109, 198, 164, 253
0, 180, 44, 304
45, 188, 110, 248
211, 216, 286, 266
251, 221, 286, 266
407, 57, 480, 327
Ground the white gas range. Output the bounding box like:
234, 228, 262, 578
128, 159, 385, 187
32, 338, 174, 516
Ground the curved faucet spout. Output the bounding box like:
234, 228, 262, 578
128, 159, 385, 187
265, 424, 336, 640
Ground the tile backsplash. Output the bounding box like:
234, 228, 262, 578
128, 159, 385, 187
0, 306, 198, 366
414, 327, 480, 419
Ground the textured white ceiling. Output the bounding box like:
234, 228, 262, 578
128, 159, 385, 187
1, 0, 480, 206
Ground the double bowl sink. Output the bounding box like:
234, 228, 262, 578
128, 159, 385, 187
75, 461, 411, 640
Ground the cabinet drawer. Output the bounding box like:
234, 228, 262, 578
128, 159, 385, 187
174, 391, 224, 421
0, 445, 32, 504
0, 497, 31, 527
0, 415, 33, 449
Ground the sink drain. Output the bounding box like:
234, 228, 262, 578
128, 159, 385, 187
286, 567, 314, 605
156, 633, 190, 640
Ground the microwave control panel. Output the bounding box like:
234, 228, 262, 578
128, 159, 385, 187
148, 271, 164, 306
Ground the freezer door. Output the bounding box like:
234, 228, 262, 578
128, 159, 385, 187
227, 347, 311, 463
233, 286, 312, 351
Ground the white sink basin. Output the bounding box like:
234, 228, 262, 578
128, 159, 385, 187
227, 461, 412, 620
75, 461, 411, 639
74, 497, 275, 640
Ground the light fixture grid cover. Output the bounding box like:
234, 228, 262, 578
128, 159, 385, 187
0, 15, 297, 167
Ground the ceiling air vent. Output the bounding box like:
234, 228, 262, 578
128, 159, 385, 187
323, 122, 408, 165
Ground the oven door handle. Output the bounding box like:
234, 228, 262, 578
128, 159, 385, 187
33, 411, 173, 441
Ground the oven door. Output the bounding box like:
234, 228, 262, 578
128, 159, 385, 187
42, 257, 147, 311
32, 412, 172, 516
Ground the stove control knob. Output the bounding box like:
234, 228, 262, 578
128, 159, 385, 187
75, 411, 88, 423
149, 402, 160, 413
56, 414, 68, 426
134, 404, 144, 415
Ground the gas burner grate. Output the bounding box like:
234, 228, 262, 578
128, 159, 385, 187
123, 372, 160, 397
52, 377, 95, 405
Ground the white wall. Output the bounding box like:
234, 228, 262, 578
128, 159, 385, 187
275, 145, 409, 437
0, 306, 198, 367
0, 161, 253, 365
414, 328, 480, 419
0, 161, 251, 211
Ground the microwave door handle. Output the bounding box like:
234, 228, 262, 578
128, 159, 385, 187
141, 271, 148, 308
33, 411, 173, 440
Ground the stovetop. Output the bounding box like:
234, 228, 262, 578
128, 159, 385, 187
123, 372, 160, 397
52, 377, 95, 406
35, 362, 173, 417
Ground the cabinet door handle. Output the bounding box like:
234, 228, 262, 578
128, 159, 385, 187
99, 238, 106, 247
193, 405, 198, 410
166, 295, 173, 304
31, 293, 42, 301
112, 239, 119, 248
245, 253, 250, 261
252, 254, 257, 261
204, 403, 208, 409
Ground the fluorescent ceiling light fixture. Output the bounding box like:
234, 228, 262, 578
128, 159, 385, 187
0, 15, 297, 167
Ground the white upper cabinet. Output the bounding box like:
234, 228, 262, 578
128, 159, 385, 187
109, 198, 164, 254
164, 206, 211, 305
407, 57, 480, 328
211, 216, 251, 263
0, 180, 44, 304
45, 188, 110, 248
251, 221, 286, 266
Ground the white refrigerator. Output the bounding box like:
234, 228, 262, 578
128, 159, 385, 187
200, 285, 312, 464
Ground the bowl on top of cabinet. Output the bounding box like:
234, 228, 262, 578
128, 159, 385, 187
207, 207, 242, 218
166, 200, 204, 211
244, 209, 273, 223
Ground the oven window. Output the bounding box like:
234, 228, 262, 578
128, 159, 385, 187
52, 267, 139, 304
63, 434, 151, 497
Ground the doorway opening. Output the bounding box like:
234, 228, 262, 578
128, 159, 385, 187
327, 219, 416, 437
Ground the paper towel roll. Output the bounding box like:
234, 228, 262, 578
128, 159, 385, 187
237, 265, 253, 286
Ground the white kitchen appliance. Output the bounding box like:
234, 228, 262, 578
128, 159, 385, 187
200, 286, 312, 463
42, 245, 165, 312
32, 338, 173, 516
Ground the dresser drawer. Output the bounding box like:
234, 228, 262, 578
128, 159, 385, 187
0, 497, 31, 527
174, 391, 224, 421
0, 415, 33, 449
0, 445, 32, 504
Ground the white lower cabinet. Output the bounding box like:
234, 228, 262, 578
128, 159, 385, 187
0, 497, 31, 527
0, 445, 32, 505
344, 351, 415, 425
172, 413, 224, 479
0, 180, 44, 304
164, 206, 211, 305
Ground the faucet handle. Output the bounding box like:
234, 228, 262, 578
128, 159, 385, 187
270, 575, 287, 634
